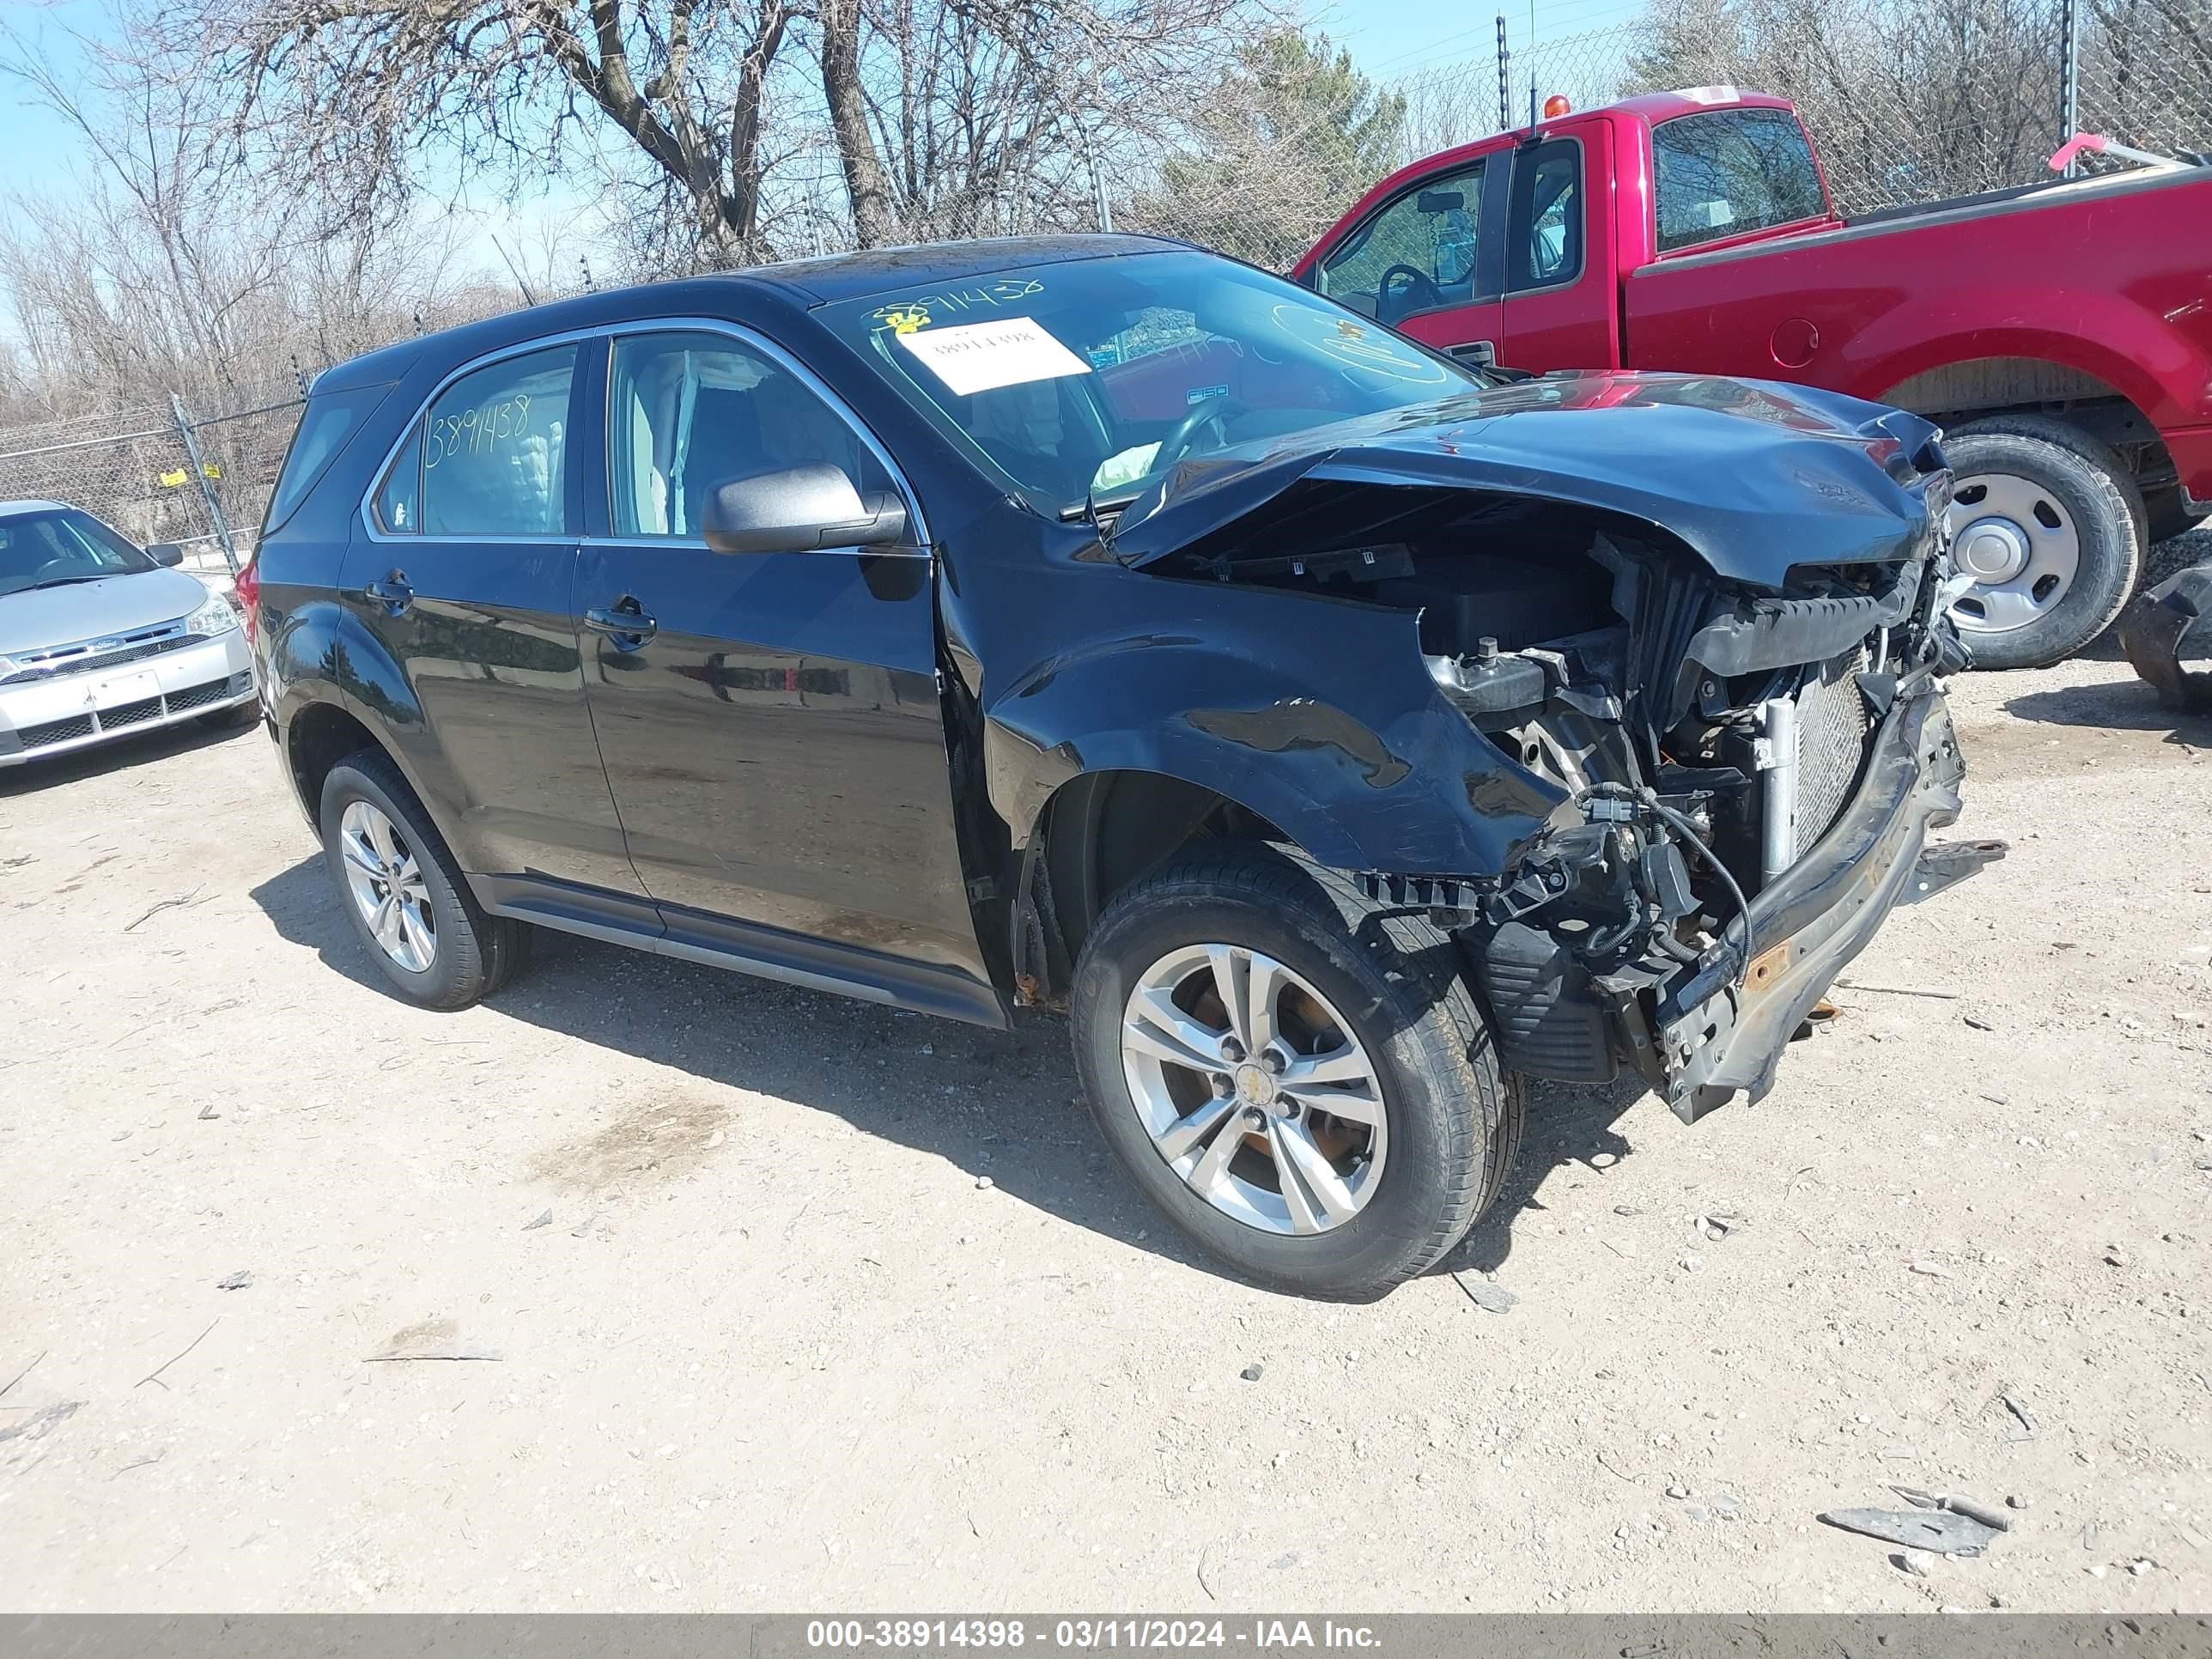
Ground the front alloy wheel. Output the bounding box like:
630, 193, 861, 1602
1122, 943, 1387, 1235
1071, 845, 1522, 1300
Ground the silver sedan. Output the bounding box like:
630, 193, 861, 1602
0, 501, 256, 769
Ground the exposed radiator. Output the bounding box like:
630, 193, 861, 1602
1760, 648, 1873, 879
1793, 647, 1873, 857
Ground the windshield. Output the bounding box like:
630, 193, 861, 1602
818, 250, 1484, 514
0, 508, 156, 599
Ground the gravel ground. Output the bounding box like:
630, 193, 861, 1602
3, 556, 2209, 1613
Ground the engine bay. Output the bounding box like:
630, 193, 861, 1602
1153, 482, 1972, 1115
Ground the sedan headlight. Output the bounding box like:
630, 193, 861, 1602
186, 594, 241, 637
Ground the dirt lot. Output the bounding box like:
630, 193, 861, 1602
4, 565, 2211, 1613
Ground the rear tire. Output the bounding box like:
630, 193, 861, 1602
318, 749, 532, 1010
1943, 416, 2143, 670
1070, 844, 1521, 1300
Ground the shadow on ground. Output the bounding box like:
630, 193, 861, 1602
249, 854, 1645, 1298
0, 708, 258, 799
2002, 676, 2212, 748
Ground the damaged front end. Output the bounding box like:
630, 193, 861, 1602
1115, 383, 2007, 1121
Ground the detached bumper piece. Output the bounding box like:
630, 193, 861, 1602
2118, 562, 2212, 713
1653, 688, 2003, 1121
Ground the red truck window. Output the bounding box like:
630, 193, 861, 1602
1315, 160, 1489, 326
1507, 141, 1583, 292
1652, 108, 1825, 252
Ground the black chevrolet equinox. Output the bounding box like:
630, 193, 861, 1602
252, 235, 1998, 1297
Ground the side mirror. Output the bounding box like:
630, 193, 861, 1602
700, 463, 909, 556
145, 542, 185, 567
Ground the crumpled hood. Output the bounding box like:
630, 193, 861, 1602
0, 567, 210, 657
1109, 370, 1948, 585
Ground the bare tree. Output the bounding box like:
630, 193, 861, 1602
126, 0, 1270, 265
1629, 0, 2072, 211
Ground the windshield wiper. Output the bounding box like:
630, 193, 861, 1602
10, 574, 109, 593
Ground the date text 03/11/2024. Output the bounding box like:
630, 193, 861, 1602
804, 1620, 1383, 1650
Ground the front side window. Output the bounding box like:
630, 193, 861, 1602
607, 331, 887, 539
1316, 162, 1488, 324
1509, 143, 1583, 291
821, 250, 1480, 514
1653, 107, 1826, 252
376, 345, 576, 538
0, 508, 155, 598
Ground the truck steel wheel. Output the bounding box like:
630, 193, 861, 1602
1942, 420, 2143, 670
318, 749, 531, 1011
1071, 847, 1518, 1300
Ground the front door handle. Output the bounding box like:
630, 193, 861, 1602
584, 598, 657, 648
359, 572, 413, 613
1450, 339, 1498, 366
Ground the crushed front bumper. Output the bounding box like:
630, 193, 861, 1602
1645, 680, 2004, 1121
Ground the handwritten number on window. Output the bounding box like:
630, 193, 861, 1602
423, 392, 532, 471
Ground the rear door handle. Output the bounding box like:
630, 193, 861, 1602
584, 599, 657, 648
359, 573, 413, 613
1450, 340, 1498, 366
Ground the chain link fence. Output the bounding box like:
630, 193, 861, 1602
1121, 2, 2212, 258
0, 376, 312, 589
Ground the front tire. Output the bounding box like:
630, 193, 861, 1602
1943, 417, 2143, 669
1070, 845, 1520, 1300
318, 749, 531, 1009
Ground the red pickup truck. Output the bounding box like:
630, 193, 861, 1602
1293, 88, 2212, 668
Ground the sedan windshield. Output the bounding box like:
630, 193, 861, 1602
818, 250, 1483, 514
0, 508, 156, 599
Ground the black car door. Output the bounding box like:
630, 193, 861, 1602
573, 325, 996, 1019
347, 340, 646, 897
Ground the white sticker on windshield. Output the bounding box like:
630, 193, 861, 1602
896, 317, 1092, 397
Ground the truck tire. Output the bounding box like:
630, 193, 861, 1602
318, 748, 532, 1010
1069, 843, 1521, 1300
1942, 416, 2144, 670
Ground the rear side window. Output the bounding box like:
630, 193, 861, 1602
1316, 161, 1488, 325
1653, 108, 1826, 252
374, 345, 577, 538
264, 384, 386, 535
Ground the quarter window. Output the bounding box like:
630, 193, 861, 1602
608, 331, 886, 539
1653, 108, 1826, 252
265, 385, 385, 535
385, 345, 576, 538
1316, 161, 1488, 325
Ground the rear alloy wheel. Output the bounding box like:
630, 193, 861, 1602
318, 749, 531, 1010
1072, 845, 1520, 1300
1942, 419, 2143, 669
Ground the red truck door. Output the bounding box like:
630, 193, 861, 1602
1307, 152, 1511, 370
1498, 124, 1620, 371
